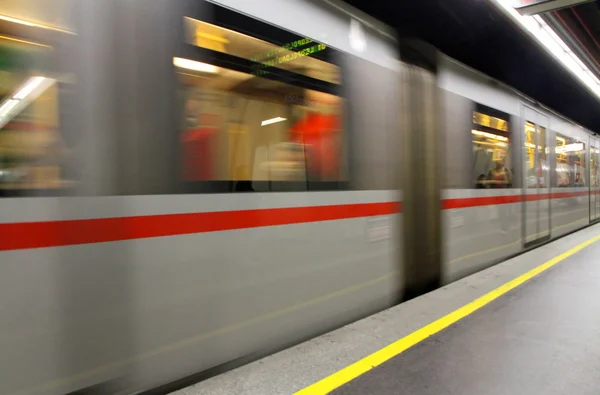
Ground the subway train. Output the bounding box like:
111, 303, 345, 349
0, 0, 598, 394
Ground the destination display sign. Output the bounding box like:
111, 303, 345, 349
251, 38, 314, 63
252, 42, 327, 76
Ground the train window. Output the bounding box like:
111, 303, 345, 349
554, 133, 585, 187
184, 17, 340, 85
177, 14, 345, 192
0, 36, 73, 195
591, 146, 600, 187
472, 107, 512, 188
524, 122, 548, 188
473, 112, 508, 132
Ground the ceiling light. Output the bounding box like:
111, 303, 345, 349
0, 99, 19, 118
13, 76, 46, 100
0, 77, 55, 129
196, 32, 230, 44
556, 142, 584, 153
173, 57, 218, 73
0, 35, 50, 48
472, 130, 509, 141
490, 0, 600, 101
261, 117, 287, 126
0, 15, 35, 27
0, 14, 75, 34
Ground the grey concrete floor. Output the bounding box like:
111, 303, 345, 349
172, 224, 600, 395
334, 238, 600, 394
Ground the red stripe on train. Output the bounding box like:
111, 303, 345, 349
442, 195, 521, 209
550, 191, 590, 199
0, 201, 401, 251
442, 190, 589, 209
0, 190, 592, 251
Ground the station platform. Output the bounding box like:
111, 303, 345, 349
171, 224, 600, 395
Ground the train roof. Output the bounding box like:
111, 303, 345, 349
400, 38, 596, 135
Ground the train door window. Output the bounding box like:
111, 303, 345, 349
592, 145, 600, 187
590, 140, 600, 222
524, 122, 548, 188
554, 133, 585, 187
472, 105, 511, 188
538, 126, 548, 188
0, 21, 75, 196
176, 5, 345, 193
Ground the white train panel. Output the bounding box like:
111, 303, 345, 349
210, 0, 399, 70
438, 55, 519, 117
551, 188, 590, 238
442, 189, 522, 283
0, 190, 397, 223
0, 192, 402, 395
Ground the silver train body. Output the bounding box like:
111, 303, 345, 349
0, 1, 597, 394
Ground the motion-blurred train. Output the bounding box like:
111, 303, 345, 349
1, 0, 598, 394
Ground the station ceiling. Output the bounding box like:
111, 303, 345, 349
344, 0, 600, 132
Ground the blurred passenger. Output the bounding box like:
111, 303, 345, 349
181, 95, 218, 181
476, 174, 487, 189
290, 113, 340, 181
488, 161, 511, 235
487, 159, 511, 188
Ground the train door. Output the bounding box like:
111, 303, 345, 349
590, 138, 600, 222
522, 106, 550, 247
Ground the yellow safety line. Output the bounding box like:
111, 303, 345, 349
295, 232, 600, 395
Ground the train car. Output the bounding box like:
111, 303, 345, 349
1, 0, 599, 394
0, 1, 403, 394
437, 54, 599, 283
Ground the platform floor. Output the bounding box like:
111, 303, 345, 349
172, 224, 600, 395
333, 236, 600, 395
